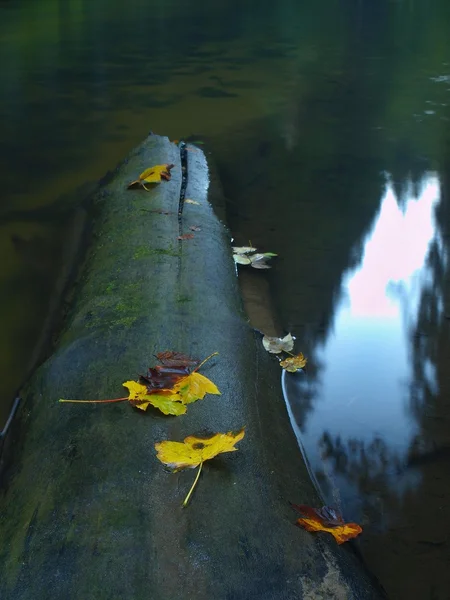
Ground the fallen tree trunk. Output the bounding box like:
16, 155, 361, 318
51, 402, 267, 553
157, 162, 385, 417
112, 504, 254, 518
0, 135, 385, 599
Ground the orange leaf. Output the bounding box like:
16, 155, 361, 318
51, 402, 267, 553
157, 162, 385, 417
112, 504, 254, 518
280, 352, 307, 372
178, 234, 194, 240
292, 504, 362, 545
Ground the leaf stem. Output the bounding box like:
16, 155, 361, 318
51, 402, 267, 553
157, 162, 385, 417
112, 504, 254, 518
59, 397, 128, 404
182, 462, 203, 507
194, 352, 219, 373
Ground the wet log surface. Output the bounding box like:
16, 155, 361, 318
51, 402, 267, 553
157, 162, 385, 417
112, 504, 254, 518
0, 135, 385, 600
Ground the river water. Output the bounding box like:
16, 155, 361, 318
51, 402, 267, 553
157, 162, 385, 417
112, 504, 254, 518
1, 0, 450, 597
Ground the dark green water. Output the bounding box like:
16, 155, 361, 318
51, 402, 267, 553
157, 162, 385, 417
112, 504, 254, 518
2, 0, 450, 597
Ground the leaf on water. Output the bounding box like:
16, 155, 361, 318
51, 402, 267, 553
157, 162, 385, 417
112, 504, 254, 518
233, 254, 251, 265
280, 352, 307, 372
262, 333, 294, 354
232, 246, 257, 254
189, 225, 202, 231
123, 381, 185, 415
249, 252, 278, 269
232, 247, 277, 269
292, 504, 362, 545
173, 372, 221, 404
127, 164, 175, 191
178, 234, 195, 240
249, 253, 272, 269
185, 199, 200, 205
155, 428, 245, 471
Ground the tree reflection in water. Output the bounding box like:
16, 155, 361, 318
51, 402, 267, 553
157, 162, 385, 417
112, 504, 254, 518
299, 169, 450, 599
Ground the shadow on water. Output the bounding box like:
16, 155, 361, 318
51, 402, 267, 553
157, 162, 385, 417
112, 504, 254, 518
2, 0, 450, 597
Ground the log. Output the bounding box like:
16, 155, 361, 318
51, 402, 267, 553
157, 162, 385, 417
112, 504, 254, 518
0, 135, 385, 599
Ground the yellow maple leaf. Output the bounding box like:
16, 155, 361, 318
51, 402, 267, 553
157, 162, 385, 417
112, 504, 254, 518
139, 165, 171, 183
280, 352, 308, 372
127, 164, 174, 191
155, 428, 245, 471
122, 380, 185, 415
172, 372, 220, 404
122, 380, 148, 401
59, 352, 219, 417
134, 393, 186, 415
155, 428, 245, 507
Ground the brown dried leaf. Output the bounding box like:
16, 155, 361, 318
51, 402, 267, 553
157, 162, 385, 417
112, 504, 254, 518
262, 333, 294, 354
156, 351, 200, 368
140, 366, 190, 391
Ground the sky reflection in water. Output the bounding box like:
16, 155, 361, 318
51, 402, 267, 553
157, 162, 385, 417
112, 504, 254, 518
285, 174, 441, 522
